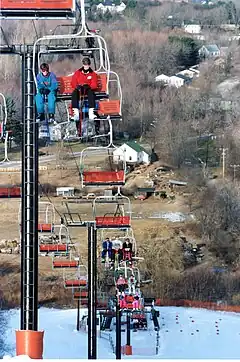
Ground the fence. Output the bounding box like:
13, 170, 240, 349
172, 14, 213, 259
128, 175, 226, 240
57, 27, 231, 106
154, 299, 240, 313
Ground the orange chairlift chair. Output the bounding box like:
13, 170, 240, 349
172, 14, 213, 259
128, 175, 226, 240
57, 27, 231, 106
93, 194, 131, 229
79, 145, 126, 187
32, 2, 122, 140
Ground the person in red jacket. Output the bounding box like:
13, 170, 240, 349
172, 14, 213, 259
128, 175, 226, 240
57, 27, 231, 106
71, 57, 98, 121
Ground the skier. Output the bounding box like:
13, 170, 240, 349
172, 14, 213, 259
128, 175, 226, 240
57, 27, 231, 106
101, 237, 113, 264
119, 294, 127, 309
122, 238, 133, 262
71, 57, 98, 122
116, 274, 128, 293
35, 63, 58, 123
132, 295, 141, 310
128, 274, 136, 295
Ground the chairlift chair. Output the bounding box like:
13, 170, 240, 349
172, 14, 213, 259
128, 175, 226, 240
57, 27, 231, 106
93, 194, 131, 229
32, 0, 122, 142
115, 266, 141, 284
0, 0, 76, 19
99, 227, 137, 262
63, 264, 88, 288
38, 201, 56, 224
52, 257, 80, 269
79, 145, 126, 187
39, 243, 69, 254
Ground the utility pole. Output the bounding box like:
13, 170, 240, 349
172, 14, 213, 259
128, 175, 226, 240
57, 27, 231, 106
230, 164, 240, 182
221, 147, 227, 179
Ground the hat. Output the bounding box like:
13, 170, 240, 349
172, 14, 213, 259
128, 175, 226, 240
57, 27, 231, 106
82, 57, 91, 65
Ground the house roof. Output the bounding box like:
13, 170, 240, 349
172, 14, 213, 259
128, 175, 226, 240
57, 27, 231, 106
102, 0, 114, 5
205, 44, 219, 52
125, 141, 150, 154
175, 74, 192, 82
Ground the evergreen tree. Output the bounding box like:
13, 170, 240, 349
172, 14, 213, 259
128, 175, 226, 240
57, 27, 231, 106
5, 97, 22, 146
169, 36, 200, 68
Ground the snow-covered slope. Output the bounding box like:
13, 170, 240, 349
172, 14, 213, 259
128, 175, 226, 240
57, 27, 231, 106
3, 307, 240, 359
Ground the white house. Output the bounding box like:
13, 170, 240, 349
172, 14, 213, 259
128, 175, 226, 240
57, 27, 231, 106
199, 44, 220, 58
169, 75, 185, 88
155, 74, 170, 84
184, 24, 201, 34
189, 65, 200, 77
96, 1, 126, 13
56, 187, 75, 197
113, 141, 150, 165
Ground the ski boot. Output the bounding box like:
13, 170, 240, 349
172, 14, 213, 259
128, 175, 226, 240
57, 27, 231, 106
36, 113, 44, 123
48, 113, 56, 124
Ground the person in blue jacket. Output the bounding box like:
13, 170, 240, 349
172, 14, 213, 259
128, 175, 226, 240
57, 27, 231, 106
35, 63, 58, 123
102, 237, 113, 263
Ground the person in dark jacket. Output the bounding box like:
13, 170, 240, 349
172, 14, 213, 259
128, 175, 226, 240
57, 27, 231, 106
101, 237, 113, 263
71, 57, 98, 121
122, 238, 133, 261
35, 63, 58, 123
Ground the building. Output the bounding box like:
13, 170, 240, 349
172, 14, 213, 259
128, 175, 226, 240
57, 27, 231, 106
113, 141, 150, 165
184, 24, 201, 34
169, 74, 192, 88
96, 1, 126, 13
176, 69, 196, 79
189, 65, 200, 77
134, 187, 156, 200
199, 44, 220, 59
56, 187, 75, 197
155, 74, 170, 84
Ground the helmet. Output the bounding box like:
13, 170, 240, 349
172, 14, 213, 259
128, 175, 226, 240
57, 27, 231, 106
40, 63, 49, 72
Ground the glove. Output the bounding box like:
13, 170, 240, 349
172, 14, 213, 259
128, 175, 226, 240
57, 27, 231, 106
43, 89, 50, 95
39, 88, 50, 95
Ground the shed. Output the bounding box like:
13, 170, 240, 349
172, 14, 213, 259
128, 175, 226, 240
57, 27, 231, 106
134, 187, 155, 200
56, 187, 75, 197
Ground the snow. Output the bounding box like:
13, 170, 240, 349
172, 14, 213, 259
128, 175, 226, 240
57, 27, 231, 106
132, 212, 195, 222
2, 307, 240, 359
149, 212, 194, 222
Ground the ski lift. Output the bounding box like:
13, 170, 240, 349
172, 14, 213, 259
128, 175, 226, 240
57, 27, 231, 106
38, 223, 53, 233
38, 201, 55, 227
53, 224, 71, 243
100, 227, 137, 255
73, 292, 88, 306
32, 0, 122, 141
79, 145, 126, 187
115, 266, 141, 284
73, 290, 88, 299
63, 264, 88, 288
52, 255, 80, 269
39, 243, 69, 254
0, 0, 76, 19
93, 194, 131, 229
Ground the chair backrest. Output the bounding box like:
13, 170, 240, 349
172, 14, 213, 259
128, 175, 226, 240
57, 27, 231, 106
57, 73, 108, 94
